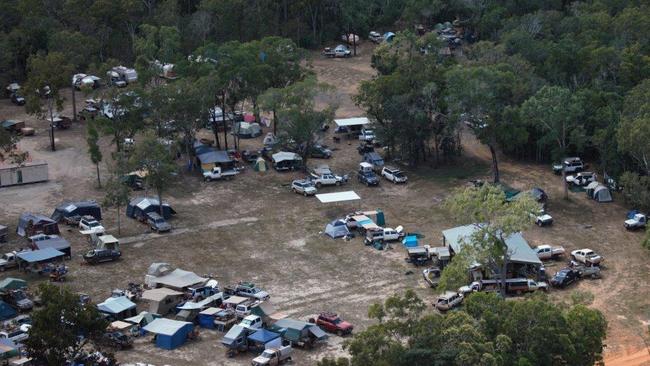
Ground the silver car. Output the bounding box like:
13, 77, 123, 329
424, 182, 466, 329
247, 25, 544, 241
291, 180, 317, 196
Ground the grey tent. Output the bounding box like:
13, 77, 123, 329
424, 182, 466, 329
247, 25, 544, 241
585, 182, 600, 198
234, 122, 262, 138
51, 200, 102, 221
593, 185, 613, 203
325, 220, 350, 238
31, 236, 72, 258
126, 197, 175, 220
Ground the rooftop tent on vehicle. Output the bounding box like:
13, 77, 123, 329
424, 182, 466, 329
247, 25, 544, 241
16, 213, 60, 237
324, 219, 350, 239
0, 301, 17, 320
592, 185, 613, 203
126, 197, 176, 220
253, 157, 267, 172
51, 200, 102, 222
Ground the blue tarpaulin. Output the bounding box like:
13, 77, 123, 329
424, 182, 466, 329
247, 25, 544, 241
16, 248, 64, 263
247, 329, 280, 344
402, 235, 418, 248
0, 301, 17, 320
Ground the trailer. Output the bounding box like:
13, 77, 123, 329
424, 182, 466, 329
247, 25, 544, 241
0, 162, 48, 187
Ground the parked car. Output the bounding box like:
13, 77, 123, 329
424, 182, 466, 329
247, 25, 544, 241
357, 142, 374, 155
203, 166, 239, 181
504, 278, 548, 294
310, 145, 332, 159
369, 31, 383, 43
533, 209, 553, 226
625, 213, 647, 230
226, 282, 270, 301
83, 249, 121, 264
381, 167, 408, 184
146, 212, 172, 233
357, 169, 380, 186
291, 179, 317, 196
322, 45, 351, 58
0, 252, 21, 272
553, 157, 584, 174
0, 329, 29, 343
358, 128, 375, 142
435, 291, 463, 311
3, 289, 33, 311
239, 315, 263, 330
364, 227, 403, 244
571, 249, 602, 265
572, 263, 602, 279
10, 92, 25, 106
309, 172, 347, 188
534, 245, 565, 260
252, 345, 293, 366
101, 331, 133, 349
310, 312, 353, 336
566, 171, 597, 186
79, 215, 104, 233
363, 152, 384, 172
550, 268, 580, 288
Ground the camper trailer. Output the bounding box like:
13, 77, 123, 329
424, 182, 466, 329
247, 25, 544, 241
106, 66, 138, 87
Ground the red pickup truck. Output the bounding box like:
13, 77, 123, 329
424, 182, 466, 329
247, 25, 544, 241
309, 312, 353, 336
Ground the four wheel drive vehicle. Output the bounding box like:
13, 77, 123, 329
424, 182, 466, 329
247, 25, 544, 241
458, 280, 502, 295
369, 31, 383, 43
310, 145, 332, 159
252, 345, 293, 366
571, 249, 603, 265
406, 247, 431, 266
566, 171, 597, 186
553, 157, 584, 174
0, 329, 29, 343
234, 301, 260, 318
10, 92, 25, 106
310, 312, 353, 336
146, 212, 172, 233
203, 167, 239, 181
322, 45, 351, 58
79, 215, 105, 233
504, 278, 548, 294
534, 245, 565, 260
83, 249, 121, 264
625, 213, 647, 230
357, 142, 374, 155
226, 282, 270, 301
435, 291, 464, 311
357, 169, 380, 186
364, 226, 403, 244
422, 267, 441, 288
3, 289, 34, 311
309, 172, 347, 188
291, 179, 317, 196
101, 331, 133, 349
550, 268, 580, 288
381, 167, 408, 184
358, 128, 375, 142
573, 264, 602, 279
239, 315, 263, 330
363, 152, 384, 172
50, 116, 72, 129
533, 210, 553, 226
0, 252, 22, 271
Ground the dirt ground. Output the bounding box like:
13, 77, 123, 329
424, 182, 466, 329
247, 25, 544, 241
0, 43, 649, 365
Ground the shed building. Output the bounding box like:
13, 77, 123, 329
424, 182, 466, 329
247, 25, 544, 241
143, 318, 194, 350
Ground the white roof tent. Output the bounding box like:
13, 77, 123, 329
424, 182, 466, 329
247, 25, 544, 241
334, 117, 369, 127
316, 191, 361, 203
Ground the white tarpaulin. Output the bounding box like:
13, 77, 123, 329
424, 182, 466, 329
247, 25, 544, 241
334, 117, 369, 127
316, 191, 361, 203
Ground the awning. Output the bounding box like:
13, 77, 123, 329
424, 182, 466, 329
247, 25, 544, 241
222, 325, 247, 345
316, 191, 361, 203
308, 326, 328, 340
248, 329, 280, 344
334, 117, 369, 127
223, 296, 248, 306
16, 248, 64, 263
154, 269, 207, 289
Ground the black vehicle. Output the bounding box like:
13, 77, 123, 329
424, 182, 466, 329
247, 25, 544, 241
357, 170, 380, 186
310, 145, 332, 159
241, 150, 259, 163
146, 212, 172, 233
550, 268, 579, 288
101, 331, 133, 350
83, 249, 121, 264
10, 93, 25, 106
357, 142, 374, 155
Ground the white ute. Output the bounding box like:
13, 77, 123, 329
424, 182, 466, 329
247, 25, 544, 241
203, 167, 239, 182
252, 345, 293, 366
625, 213, 647, 230
534, 245, 565, 260
571, 248, 602, 265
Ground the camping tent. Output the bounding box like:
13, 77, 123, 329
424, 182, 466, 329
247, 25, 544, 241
51, 201, 102, 221
383, 32, 396, 42
325, 220, 350, 238
271, 152, 302, 171
141, 288, 184, 315
16, 213, 59, 237
126, 197, 176, 220
263, 133, 276, 146
593, 185, 613, 203
148, 262, 173, 276
585, 182, 600, 198
125, 311, 158, 328
235, 122, 262, 138
248, 329, 282, 349
253, 157, 267, 172
97, 296, 137, 320
0, 278, 26, 292
0, 301, 17, 320
143, 318, 194, 350
152, 269, 207, 290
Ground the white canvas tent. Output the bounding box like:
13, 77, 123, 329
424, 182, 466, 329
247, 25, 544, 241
334, 117, 369, 127
324, 219, 350, 238
593, 185, 612, 202
316, 191, 361, 203
235, 122, 262, 138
